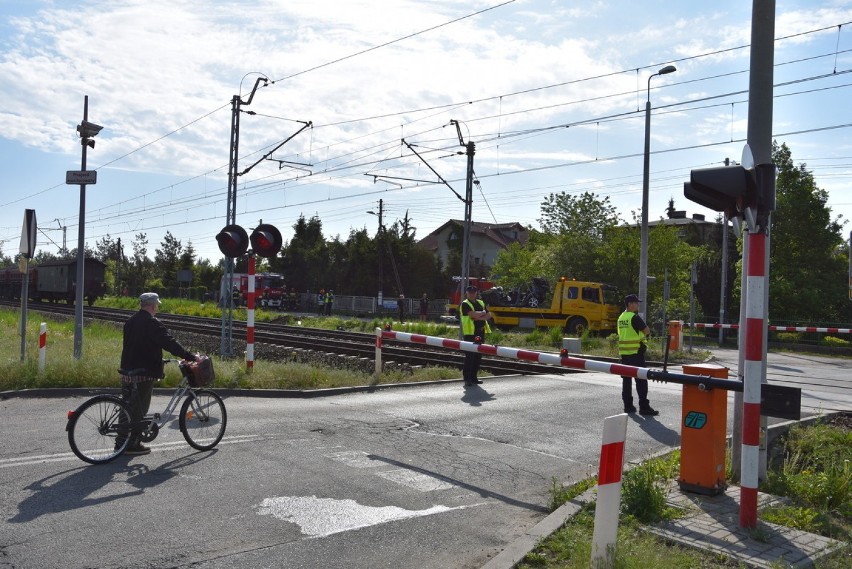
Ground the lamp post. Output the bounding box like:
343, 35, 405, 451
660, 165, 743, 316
638, 64, 676, 319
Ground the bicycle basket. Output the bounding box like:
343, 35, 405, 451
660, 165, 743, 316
186, 355, 214, 387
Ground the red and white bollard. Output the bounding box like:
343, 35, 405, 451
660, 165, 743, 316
375, 327, 383, 377
246, 255, 256, 371
591, 413, 628, 567
38, 322, 47, 373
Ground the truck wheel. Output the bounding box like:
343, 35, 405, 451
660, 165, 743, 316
565, 317, 587, 336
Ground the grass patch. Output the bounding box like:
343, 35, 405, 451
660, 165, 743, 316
0, 308, 460, 392
517, 508, 737, 569
761, 420, 852, 542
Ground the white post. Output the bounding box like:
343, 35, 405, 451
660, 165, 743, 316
38, 322, 47, 373
374, 327, 382, 377
591, 413, 628, 568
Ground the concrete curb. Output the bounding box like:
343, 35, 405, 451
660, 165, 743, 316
481, 488, 597, 569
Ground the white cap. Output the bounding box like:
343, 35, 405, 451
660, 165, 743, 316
139, 292, 161, 305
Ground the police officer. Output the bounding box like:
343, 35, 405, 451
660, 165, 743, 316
617, 294, 658, 416
460, 285, 491, 387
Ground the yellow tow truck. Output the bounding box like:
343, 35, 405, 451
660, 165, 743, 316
451, 277, 621, 335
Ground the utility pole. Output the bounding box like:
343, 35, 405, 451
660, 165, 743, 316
451, 120, 476, 340
399, 120, 474, 336
221, 76, 267, 357
368, 199, 385, 309
71, 96, 103, 360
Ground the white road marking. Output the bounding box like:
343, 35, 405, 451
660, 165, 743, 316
374, 468, 457, 491
324, 450, 382, 468
0, 435, 262, 469
257, 495, 479, 537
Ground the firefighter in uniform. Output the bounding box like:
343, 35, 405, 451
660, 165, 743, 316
460, 285, 491, 387
617, 294, 658, 416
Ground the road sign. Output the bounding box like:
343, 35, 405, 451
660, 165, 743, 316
19, 209, 36, 259
66, 170, 97, 185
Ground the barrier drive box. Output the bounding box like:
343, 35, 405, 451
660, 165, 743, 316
678, 363, 729, 495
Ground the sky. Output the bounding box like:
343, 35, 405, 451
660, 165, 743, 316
1, 0, 851, 267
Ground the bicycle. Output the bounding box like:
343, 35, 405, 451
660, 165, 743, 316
66, 357, 227, 465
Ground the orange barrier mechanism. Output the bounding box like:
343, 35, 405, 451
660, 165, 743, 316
668, 320, 683, 351
678, 363, 729, 495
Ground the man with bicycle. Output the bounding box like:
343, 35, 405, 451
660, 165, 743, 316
119, 292, 197, 455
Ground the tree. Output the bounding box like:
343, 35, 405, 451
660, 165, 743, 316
765, 142, 849, 323
538, 190, 620, 238
127, 232, 153, 293
492, 191, 621, 286
154, 231, 183, 290
278, 215, 328, 293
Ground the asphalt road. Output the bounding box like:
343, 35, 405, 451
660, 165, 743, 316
0, 349, 849, 569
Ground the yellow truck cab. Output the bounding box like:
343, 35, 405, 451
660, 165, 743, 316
486, 278, 621, 335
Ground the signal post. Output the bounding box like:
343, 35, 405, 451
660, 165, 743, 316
216, 222, 282, 362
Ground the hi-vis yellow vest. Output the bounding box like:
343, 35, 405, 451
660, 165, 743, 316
460, 299, 491, 335
617, 311, 645, 355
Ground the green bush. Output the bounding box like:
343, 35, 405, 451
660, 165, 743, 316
524, 328, 547, 345
621, 452, 680, 523
548, 326, 564, 346
822, 335, 851, 348
776, 332, 802, 343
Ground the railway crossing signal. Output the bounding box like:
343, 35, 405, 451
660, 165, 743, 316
250, 223, 282, 258
216, 223, 282, 258
683, 159, 775, 234
216, 224, 249, 258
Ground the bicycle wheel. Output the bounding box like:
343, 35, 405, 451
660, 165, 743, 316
67, 395, 132, 464
179, 389, 227, 450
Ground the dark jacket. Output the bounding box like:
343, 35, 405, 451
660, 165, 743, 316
120, 310, 193, 378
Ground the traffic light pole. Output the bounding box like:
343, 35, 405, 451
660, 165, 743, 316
738, 0, 776, 530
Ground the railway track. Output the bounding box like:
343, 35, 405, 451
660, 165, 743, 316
2, 301, 584, 376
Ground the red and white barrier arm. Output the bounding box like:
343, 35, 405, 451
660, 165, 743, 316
381, 329, 650, 378
769, 326, 852, 333
692, 323, 852, 334
379, 329, 743, 391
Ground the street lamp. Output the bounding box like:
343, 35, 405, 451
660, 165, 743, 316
638, 64, 676, 320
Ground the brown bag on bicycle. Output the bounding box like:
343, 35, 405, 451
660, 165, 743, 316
186, 355, 215, 387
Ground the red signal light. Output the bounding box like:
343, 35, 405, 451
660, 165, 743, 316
216, 224, 249, 258
250, 224, 282, 258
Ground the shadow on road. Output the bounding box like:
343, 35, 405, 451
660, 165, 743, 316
628, 414, 680, 446
460, 385, 496, 407
366, 454, 549, 513
8, 450, 216, 523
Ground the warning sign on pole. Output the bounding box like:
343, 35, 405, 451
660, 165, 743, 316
19, 209, 37, 259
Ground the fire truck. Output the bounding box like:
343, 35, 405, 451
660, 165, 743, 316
221, 272, 286, 309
